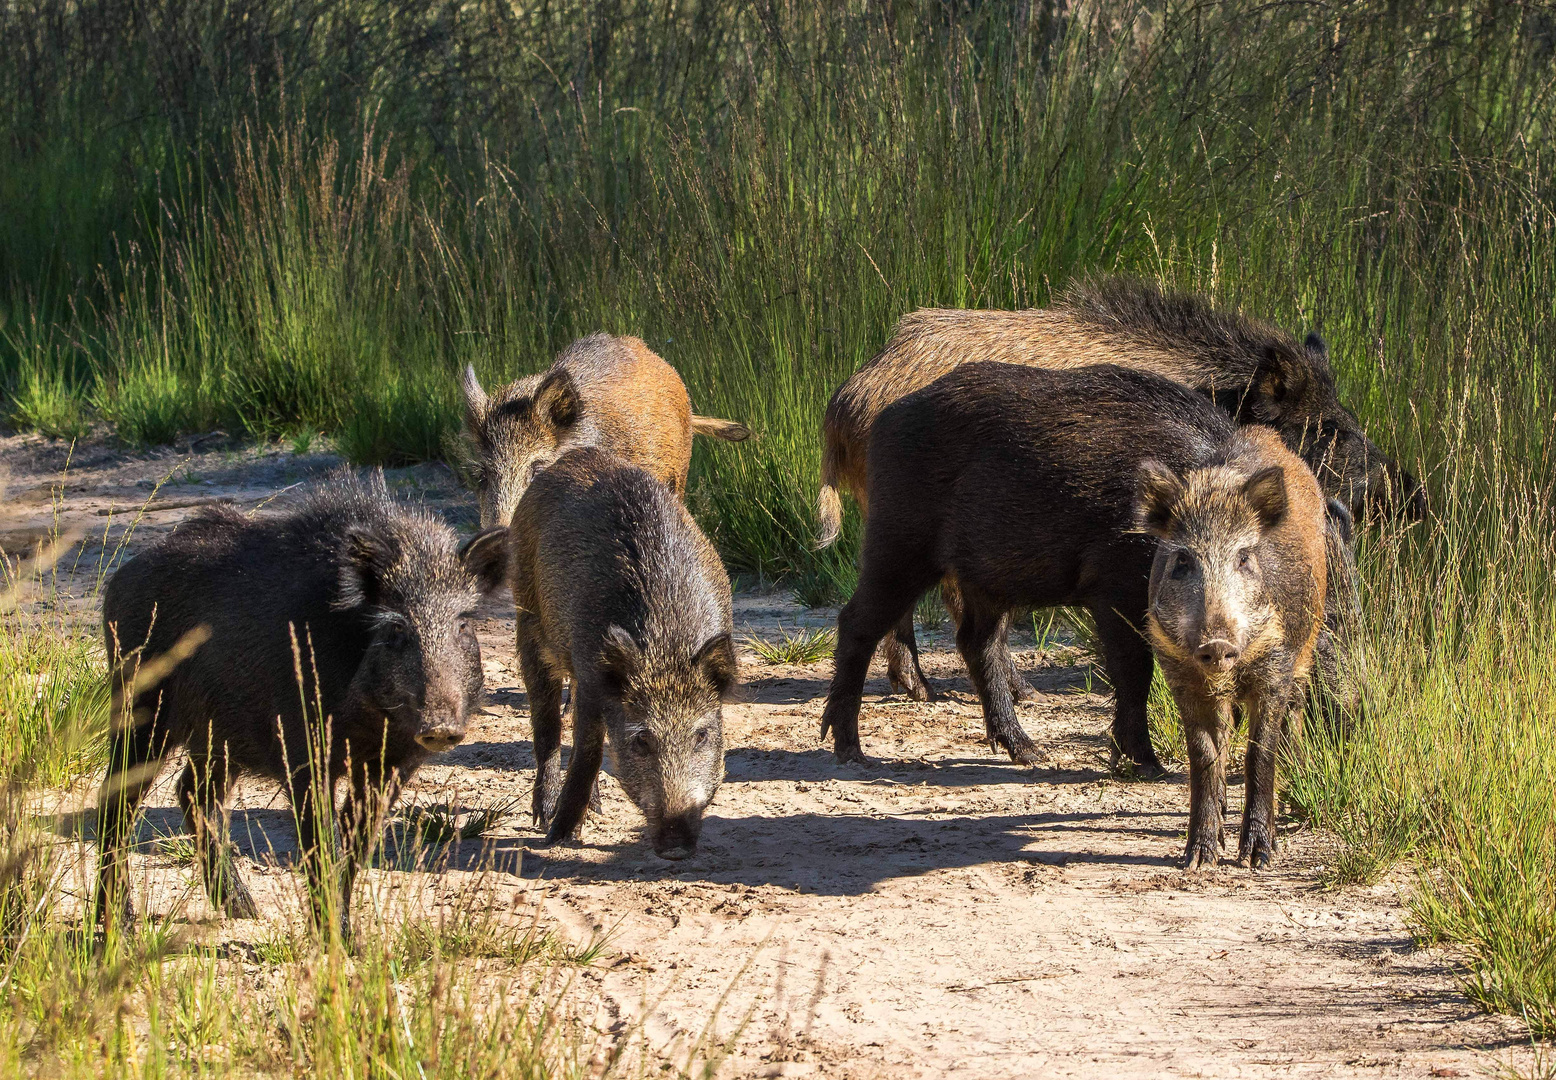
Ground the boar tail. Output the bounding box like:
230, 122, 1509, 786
816, 435, 845, 550
691, 415, 752, 442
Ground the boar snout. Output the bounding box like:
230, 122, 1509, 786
1194, 639, 1240, 672
415, 722, 466, 752
652, 811, 703, 860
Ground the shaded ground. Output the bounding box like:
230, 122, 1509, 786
1, 431, 1534, 1078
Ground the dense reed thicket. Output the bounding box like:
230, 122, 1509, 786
1, 0, 1554, 1050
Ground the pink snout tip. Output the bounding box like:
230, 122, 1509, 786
1194, 639, 1240, 673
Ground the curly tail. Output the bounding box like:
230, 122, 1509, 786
816, 435, 845, 549
690, 415, 751, 442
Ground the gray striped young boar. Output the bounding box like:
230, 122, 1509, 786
820, 363, 1243, 776
96, 472, 508, 938
510, 448, 736, 859
818, 277, 1417, 702
1137, 427, 1328, 870
462, 333, 749, 529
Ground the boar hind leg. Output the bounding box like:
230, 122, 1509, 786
517, 616, 565, 828
882, 612, 932, 702
942, 582, 1033, 702
956, 600, 1039, 765
545, 689, 606, 845
822, 562, 939, 764
176, 749, 258, 920
1092, 606, 1165, 778
1238, 685, 1291, 870
1181, 697, 1232, 870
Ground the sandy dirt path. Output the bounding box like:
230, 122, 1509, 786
0, 433, 1533, 1078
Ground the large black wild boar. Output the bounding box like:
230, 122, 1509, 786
510, 448, 736, 858
96, 472, 508, 937
462, 334, 749, 529
817, 277, 1419, 702
820, 363, 1249, 775
1136, 427, 1328, 869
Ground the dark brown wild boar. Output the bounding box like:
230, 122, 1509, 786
817, 277, 1419, 703
462, 333, 749, 528
1136, 427, 1328, 869
510, 448, 736, 858
819, 363, 1242, 776
96, 472, 509, 939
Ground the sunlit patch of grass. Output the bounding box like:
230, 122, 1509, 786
744, 625, 836, 665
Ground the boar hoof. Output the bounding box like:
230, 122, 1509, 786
1004, 738, 1041, 767
221, 879, 260, 921
834, 744, 877, 766
1182, 841, 1220, 871
1238, 834, 1276, 870
1010, 675, 1037, 702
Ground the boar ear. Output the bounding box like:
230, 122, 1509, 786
1243, 466, 1289, 532
534, 368, 581, 431
693, 632, 738, 698
1324, 496, 1354, 547
1135, 458, 1186, 537
1304, 332, 1330, 363
339, 526, 396, 610
599, 625, 641, 697
459, 527, 509, 595
462, 364, 489, 432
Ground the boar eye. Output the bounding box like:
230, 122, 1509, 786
1170, 551, 1194, 579
629, 731, 654, 756
693, 727, 712, 750
525, 458, 549, 485
1237, 548, 1255, 571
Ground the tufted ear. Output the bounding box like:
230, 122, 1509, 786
339, 526, 396, 610
599, 625, 641, 697
459, 527, 509, 594
1135, 459, 1186, 538
692, 632, 738, 698
1252, 346, 1309, 418
533, 368, 581, 431
462, 364, 490, 434
1304, 332, 1330, 363
1243, 466, 1289, 532
1324, 496, 1354, 546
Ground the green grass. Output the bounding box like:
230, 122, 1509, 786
744, 625, 837, 665
1, 0, 1555, 1054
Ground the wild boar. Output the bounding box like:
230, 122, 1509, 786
1136, 427, 1329, 869
509, 448, 736, 858
817, 277, 1418, 702
96, 472, 508, 938
819, 363, 1242, 776
462, 333, 749, 529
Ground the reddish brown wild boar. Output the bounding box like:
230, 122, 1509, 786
817, 277, 1418, 703
1137, 426, 1328, 870
462, 333, 749, 528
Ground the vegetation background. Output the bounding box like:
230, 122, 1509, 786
1, 0, 1553, 1072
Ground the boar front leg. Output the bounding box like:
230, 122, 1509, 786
544, 684, 606, 845
1181, 694, 1233, 870
1238, 681, 1292, 870
517, 614, 565, 827
339, 756, 403, 940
